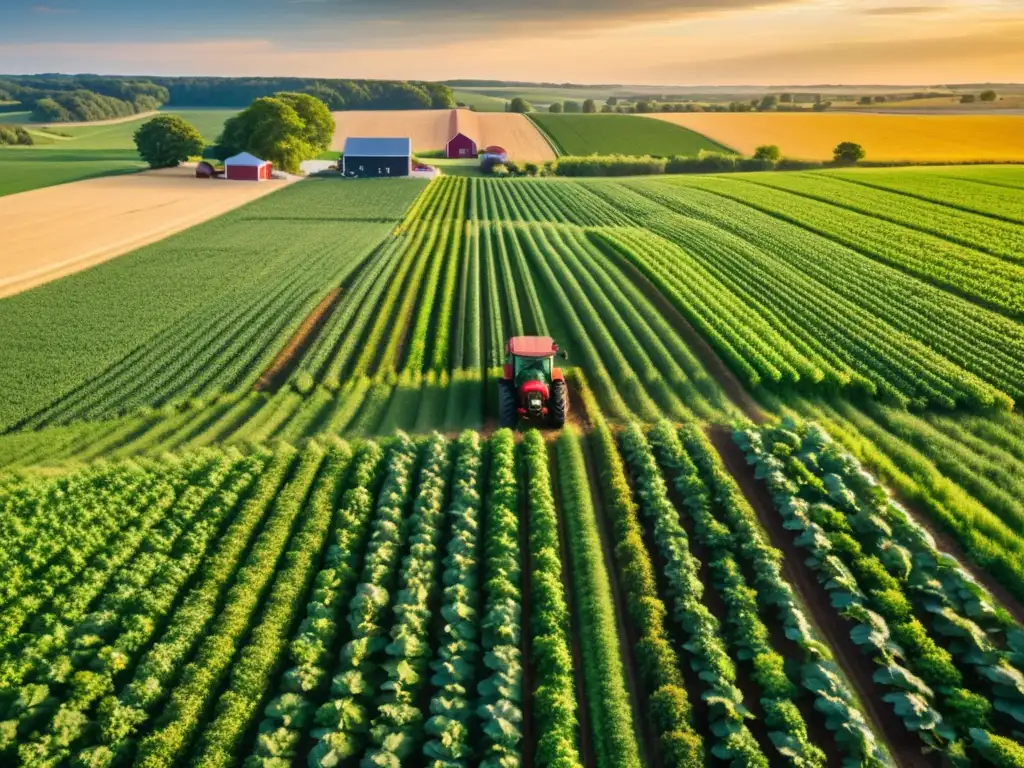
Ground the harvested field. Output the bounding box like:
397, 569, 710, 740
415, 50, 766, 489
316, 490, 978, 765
645, 112, 1024, 161
0, 165, 297, 299
455, 110, 557, 161
330, 109, 556, 161
330, 109, 450, 152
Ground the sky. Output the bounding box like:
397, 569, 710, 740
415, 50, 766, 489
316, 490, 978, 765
1, 0, 1022, 85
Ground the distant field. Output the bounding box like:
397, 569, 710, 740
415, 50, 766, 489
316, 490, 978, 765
528, 113, 730, 156
0, 108, 237, 197
0, 149, 145, 198
0, 110, 31, 124
456, 110, 556, 161
332, 109, 450, 152
646, 112, 1024, 161
0, 176, 425, 431
452, 90, 508, 112
1, 165, 299, 299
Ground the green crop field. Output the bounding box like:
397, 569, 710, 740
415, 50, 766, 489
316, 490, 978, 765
528, 112, 731, 156
3, 167, 1024, 768
451, 89, 509, 111
0, 108, 238, 197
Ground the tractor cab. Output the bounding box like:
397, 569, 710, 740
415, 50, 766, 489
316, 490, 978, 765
498, 336, 569, 428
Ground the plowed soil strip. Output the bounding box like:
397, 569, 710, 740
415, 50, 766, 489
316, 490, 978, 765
255, 287, 343, 392
548, 451, 596, 768
708, 425, 936, 768
582, 437, 657, 767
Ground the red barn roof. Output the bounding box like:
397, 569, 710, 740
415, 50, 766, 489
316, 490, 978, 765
507, 336, 557, 357
484, 145, 507, 155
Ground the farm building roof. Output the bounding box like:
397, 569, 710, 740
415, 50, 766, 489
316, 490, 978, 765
484, 145, 507, 155
224, 152, 268, 167
507, 336, 557, 357
344, 137, 412, 157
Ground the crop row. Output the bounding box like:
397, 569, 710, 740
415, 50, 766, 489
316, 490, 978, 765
2, 176, 425, 434
738, 418, 1024, 760
586, 180, 1017, 410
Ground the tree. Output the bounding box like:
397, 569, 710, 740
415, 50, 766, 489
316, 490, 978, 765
980, 89, 997, 102
758, 94, 778, 111
509, 97, 532, 113
833, 141, 865, 165
961, 94, 977, 104
274, 92, 335, 155
548, 102, 563, 113
601, 104, 613, 113
563, 100, 581, 113
753, 144, 781, 164
780, 93, 793, 103
606, 96, 618, 106
134, 114, 204, 169
873, 95, 886, 103
857, 96, 872, 105
582, 99, 596, 113
218, 96, 311, 173
635, 100, 652, 113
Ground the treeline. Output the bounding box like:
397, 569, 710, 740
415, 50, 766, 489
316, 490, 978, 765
0, 75, 455, 122
0, 75, 168, 122
145, 77, 455, 110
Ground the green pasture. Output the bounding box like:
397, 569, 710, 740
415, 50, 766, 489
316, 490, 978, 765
528, 113, 731, 157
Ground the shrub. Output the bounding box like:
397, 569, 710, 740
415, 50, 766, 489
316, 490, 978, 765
833, 141, 866, 165
552, 154, 666, 177
0, 125, 32, 146
134, 115, 204, 169
753, 144, 781, 164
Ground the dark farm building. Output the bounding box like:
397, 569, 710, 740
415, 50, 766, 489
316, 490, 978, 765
343, 137, 412, 177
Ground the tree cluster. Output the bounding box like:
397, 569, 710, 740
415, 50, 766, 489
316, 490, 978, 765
134, 115, 204, 169
0, 125, 32, 146
215, 92, 335, 173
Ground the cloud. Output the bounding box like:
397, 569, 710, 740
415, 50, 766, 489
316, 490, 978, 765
32, 4, 73, 12
647, 21, 1024, 83
861, 5, 938, 14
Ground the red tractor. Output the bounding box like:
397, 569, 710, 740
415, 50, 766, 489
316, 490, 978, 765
498, 336, 569, 428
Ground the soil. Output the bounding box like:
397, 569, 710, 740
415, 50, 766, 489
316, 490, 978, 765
609, 253, 767, 424
547, 451, 597, 768
580, 437, 659, 768
708, 425, 938, 768
256, 288, 343, 392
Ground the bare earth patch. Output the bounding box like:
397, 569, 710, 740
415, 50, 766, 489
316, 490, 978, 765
0, 166, 297, 298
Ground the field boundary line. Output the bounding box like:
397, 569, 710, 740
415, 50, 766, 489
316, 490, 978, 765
525, 113, 565, 157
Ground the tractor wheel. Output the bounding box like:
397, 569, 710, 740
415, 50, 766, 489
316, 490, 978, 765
498, 380, 518, 428
549, 380, 567, 428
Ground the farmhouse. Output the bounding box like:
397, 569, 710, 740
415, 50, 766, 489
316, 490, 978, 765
343, 137, 412, 177
224, 152, 272, 181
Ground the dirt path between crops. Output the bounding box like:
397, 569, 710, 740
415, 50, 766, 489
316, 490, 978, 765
518, 449, 535, 768
255, 288, 343, 392
581, 437, 659, 768
611, 255, 767, 424
548, 451, 596, 768
708, 425, 937, 768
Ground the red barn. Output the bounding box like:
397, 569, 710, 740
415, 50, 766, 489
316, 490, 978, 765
224, 152, 273, 181
446, 132, 477, 159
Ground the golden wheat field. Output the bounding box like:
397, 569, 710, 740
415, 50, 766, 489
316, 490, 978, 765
0, 166, 295, 298
646, 113, 1024, 161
